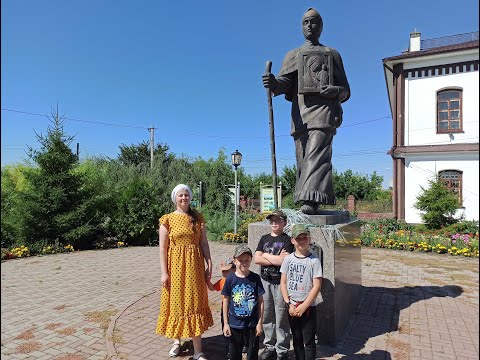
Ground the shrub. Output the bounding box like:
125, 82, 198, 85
414, 179, 460, 229
204, 211, 234, 241
237, 213, 266, 242
110, 175, 161, 246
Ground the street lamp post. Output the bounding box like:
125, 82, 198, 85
231, 149, 242, 234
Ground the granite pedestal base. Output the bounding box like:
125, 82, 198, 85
248, 211, 362, 344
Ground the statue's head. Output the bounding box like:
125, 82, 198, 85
302, 8, 323, 42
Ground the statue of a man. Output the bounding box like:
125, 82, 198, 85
262, 7, 350, 214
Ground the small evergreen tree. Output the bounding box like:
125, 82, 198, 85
414, 178, 460, 229
17, 107, 105, 250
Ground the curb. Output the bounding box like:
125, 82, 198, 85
105, 289, 158, 360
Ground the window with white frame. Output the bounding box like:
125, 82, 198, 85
437, 89, 462, 133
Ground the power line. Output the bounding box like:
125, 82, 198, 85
409, 163, 479, 197
2, 107, 392, 139
1, 108, 149, 130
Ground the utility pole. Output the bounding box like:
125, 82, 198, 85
76, 143, 79, 161
148, 125, 155, 169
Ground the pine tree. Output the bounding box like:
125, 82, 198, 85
17, 107, 104, 249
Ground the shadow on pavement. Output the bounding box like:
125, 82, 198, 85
317, 284, 463, 359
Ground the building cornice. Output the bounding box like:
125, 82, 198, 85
389, 143, 479, 157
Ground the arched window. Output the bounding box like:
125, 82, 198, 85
438, 170, 462, 205
437, 89, 462, 133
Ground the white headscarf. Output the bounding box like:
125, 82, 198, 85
171, 184, 193, 204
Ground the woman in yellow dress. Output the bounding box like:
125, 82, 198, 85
156, 184, 213, 360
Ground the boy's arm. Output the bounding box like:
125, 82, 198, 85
280, 273, 289, 304
295, 277, 322, 316
222, 296, 231, 337
256, 295, 264, 337
254, 250, 274, 266
281, 272, 296, 316
261, 250, 289, 266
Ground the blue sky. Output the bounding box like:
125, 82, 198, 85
2, 1, 479, 188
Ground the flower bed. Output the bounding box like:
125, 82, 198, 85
1, 243, 76, 260
360, 219, 479, 258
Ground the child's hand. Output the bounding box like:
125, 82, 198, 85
223, 324, 232, 337
295, 304, 307, 317
255, 323, 263, 337
288, 304, 297, 317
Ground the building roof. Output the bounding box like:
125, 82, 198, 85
382, 31, 479, 120
383, 39, 479, 62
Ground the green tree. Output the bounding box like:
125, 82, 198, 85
191, 150, 233, 215
333, 169, 384, 200
1, 164, 37, 247
414, 178, 460, 229
280, 165, 297, 197
110, 172, 161, 246
16, 108, 105, 250
118, 141, 171, 166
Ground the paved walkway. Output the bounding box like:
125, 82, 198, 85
1, 244, 478, 360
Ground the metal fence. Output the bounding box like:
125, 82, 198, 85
421, 31, 479, 50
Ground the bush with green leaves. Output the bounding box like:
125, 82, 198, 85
414, 179, 460, 229
237, 212, 267, 241
333, 169, 384, 201
110, 174, 162, 246
204, 211, 234, 241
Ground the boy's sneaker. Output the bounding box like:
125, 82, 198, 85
259, 349, 276, 360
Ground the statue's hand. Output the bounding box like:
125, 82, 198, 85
319, 85, 340, 99
262, 73, 277, 90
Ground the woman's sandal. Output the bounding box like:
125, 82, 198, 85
168, 341, 181, 357
193, 352, 207, 360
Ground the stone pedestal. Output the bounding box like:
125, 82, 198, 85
248, 211, 362, 344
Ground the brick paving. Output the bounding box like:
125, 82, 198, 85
1, 244, 478, 360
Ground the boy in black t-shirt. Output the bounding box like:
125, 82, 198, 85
255, 210, 294, 360
222, 244, 265, 360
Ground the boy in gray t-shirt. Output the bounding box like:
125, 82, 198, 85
280, 224, 322, 360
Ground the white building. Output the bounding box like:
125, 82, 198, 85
383, 31, 479, 223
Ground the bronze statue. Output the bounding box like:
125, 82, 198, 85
262, 7, 350, 214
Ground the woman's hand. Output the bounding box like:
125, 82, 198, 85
206, 280, 214, 291
161, 273, 170, 289
204, 268, 212, 284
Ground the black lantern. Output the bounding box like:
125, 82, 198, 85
231, 149, 242, 169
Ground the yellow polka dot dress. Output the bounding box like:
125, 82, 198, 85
156, 212, 213, 339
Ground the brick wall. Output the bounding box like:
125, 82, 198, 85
347, 195, 395, 220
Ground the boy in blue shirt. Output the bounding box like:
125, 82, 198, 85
222, 244, 265, 360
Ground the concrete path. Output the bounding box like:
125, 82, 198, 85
1, 244, 478, 360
